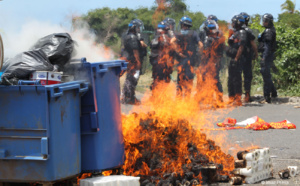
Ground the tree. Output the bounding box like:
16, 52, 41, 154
167, 0, 187, 13
281, 0, 298, 14
184, 12, 206, 30
82, 7, 120, 44
278, 12, 300, 28
272, 24, 300, 95
151, 0, 187, 27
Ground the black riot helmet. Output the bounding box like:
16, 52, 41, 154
240, 12, 250, 25
231, 15, 245, 30
180, 16, 193, 28
133, 19, 144, 33
206, 20, 219, 35
207, 15, 218, 23
157, 21, 168, 31
262, 13, 274, 28
128, 19, 139, 33
163, 17, 176, 30
199, 20, 209, 32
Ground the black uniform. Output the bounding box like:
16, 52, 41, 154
137, 33, 147, 74
258, 26, 277, 100
227, 28, 248, 100
241, 25, 256, 94
121, 32, 143, 104
175, 30, 200, 97
199, 28, 207, 45
149, 30, 173, 90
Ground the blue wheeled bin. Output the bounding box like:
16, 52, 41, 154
0, 81, 88, 183
68, 58, 127, 172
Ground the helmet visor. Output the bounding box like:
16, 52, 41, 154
139, 25, 144, 33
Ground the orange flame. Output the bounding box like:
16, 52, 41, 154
77, 173, 92, 184
152, 0, 170, 26
195, 31, 226, 108
117, 17, 256, 185
102, 170, 113, 176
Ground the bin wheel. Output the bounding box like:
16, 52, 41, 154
0, 34, 3, 71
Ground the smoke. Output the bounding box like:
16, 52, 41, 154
2, 18, 115, 62
3, 20, 66, 58
71, 20, 115, 62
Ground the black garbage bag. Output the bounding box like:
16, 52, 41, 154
0, 50, 54, 85
31, 33, 74, 69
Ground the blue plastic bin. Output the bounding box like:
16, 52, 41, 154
0, 81, 88, 182
71, 58, 127, 172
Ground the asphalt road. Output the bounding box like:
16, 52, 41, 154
216, 103, 300, 186
121, 94, 300, 185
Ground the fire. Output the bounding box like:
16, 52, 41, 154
152, 0, 170, 26
102, 170, 113, 176
77, 173, 92, 184
117, 14, 254, 185
218, 23, 231, 41
195, 33, 226, 108
120, 78, 239, 184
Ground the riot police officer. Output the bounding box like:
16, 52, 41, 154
133, 19, 148, 74
199, 15, 219, 44
258, 13, 277, 103
149, 21, 174, 92
226, 15, 248, 106
121, 19, 143, 105
239, 12, 258, 102
171, 16, 203, 99
207, 14, 218, 22
196, 19, 225, 106
163, 17, 176, 38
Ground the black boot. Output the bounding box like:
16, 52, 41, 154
271, 91, 278, 98
265, 96, 271, 103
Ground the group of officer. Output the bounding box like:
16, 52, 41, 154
120, 12, 278, 106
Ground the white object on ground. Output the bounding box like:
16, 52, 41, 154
235, 148, 273, 184
236, 116, 258, 126
288, 166, 298, 177
80, 175, 140, 186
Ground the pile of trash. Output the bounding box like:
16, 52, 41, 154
121, 112, 234, 185
0, 33, 74, 85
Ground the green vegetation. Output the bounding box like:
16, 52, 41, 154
249, 0, 300, 96
273, 24, 300, 95
76, 0, 300, 96
75, 0, 206, 48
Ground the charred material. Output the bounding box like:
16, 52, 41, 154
234, 160, 246, 168
119, 112, 234, 185
237, 150, 249, 160
278, 169, 290, 179
229, 176, 243, 185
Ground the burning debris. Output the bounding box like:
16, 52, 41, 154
120, 111, 234, 185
